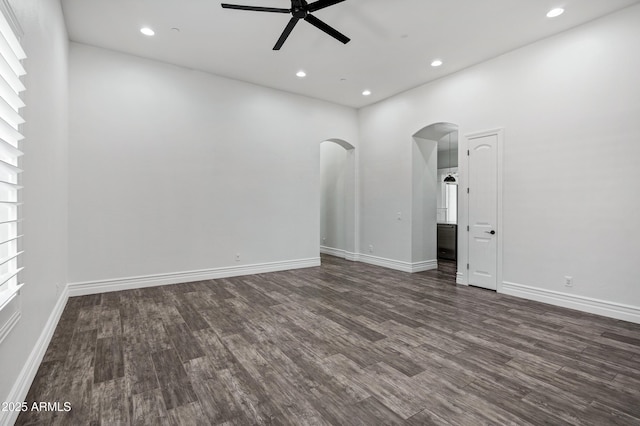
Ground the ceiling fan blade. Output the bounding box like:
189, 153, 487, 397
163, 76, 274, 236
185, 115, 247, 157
273, 17, 300, 50
304, 14, 350, 44
221, 3, 290, 13
307, 0, 346, 13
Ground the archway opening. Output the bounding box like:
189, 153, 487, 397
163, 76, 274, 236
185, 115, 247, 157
319, 139, 356, 261
412, 122, 459, 281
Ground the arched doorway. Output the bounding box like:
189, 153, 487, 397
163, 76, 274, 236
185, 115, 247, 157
319, 139, 357, 260
411, 122, 459, 279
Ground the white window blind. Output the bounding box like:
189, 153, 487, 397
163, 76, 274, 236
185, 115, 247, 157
0, 2, 25, 312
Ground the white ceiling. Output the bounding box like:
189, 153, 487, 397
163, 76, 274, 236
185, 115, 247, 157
61, 0, 640, 108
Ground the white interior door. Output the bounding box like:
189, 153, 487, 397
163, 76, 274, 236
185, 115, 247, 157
468, 133, 498, 290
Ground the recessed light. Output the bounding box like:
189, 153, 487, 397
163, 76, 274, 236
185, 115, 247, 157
546, 8, 564, 18
362, 90, 371, 96
431, 59, 443, 67
296, 70, 307, 78
140, 27, 155, 36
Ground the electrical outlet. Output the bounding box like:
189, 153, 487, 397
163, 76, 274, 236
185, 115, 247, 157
564, 276, 573, 287
397, 212, 402, 221
368, 244, 374, 253
235, 253, 241, 262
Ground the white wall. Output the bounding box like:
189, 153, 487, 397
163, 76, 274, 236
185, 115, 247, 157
68, 43, 358, 284
411, 137, 438, 264
320, 141, 347, 252
438, 132, 458, 169
0, 0, 68, 412
359, 4, 640, 313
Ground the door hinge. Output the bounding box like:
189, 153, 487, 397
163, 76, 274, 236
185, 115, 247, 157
467, 187, 470, 194
467, 225, 469, 231
467, 150, 470, 156
466, 263, 469, 270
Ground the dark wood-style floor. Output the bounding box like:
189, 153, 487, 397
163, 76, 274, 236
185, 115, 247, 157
16, 255, 640, 425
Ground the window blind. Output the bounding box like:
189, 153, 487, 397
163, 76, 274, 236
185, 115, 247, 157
0, 2, 25, 311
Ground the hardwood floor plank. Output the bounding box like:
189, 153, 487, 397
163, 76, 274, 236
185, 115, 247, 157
347, 397, 404, 425
94, 336, 125, 384
123, 345, 159, 395
64, 329, 98, 374
315, 308, 387, 342
221, 334, 271, 381
158, 384, 199, 412
41, 321, 76, 363
450, 390, 538, 426
151, 349, 198, 409
74, 305, 102, 332
152, 302, 187, 328
199, 300, 245, 337
131, 389, 170, 426
391, 343, 476, 388
521, 389, 609, 426
184, 356, 219, 382
53, 368, 94, 425
165, 402, 210, 425
97, 307, 122, 338
556, 366, 640, 419
123, 320, 173, 354
355, 362, 427, 419
462, 380, 561, 425
164, 322, 205, 362
225, 277, 280, 307
256, 343, 345, 425
191, 328, 237, 370
15, 361, 65, 426
320, 353, 372, 402
448, 352, 533, 399
90, 378, 130, 425
586, 400, 640, 426
406, 408, 455, 426
284, 346, 369, 406
173, 300, 211, 331
372, 344, 426, 378
189, 378, 238, 424
216, 363, 289, 425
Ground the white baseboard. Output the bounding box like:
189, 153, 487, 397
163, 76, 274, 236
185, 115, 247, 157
1, 285, 69, 426
320, 246, 346, 258
319, 247, 438, 274
410, 259, 438, 273
320, 246, 359, 262
344, 251, 358, 262
356, 253, 437, 273
68, 257, 320, 297
502, 281, 640, 324
456, 272, 467, 285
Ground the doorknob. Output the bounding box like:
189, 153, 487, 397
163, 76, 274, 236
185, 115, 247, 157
485, 230, 496, 235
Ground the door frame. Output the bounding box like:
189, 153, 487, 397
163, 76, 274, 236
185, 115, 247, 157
462, 128, 504, 292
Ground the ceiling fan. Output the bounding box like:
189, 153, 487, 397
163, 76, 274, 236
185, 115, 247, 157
221, 0, 350, 50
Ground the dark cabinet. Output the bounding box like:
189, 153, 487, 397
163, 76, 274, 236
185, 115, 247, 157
437, 224, 457, 260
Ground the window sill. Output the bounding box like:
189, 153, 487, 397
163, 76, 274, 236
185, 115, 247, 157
0, 283, 23, 311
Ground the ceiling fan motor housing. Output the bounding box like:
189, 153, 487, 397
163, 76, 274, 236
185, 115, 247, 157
292, 8, 308, 18
293, 0, 309, 18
